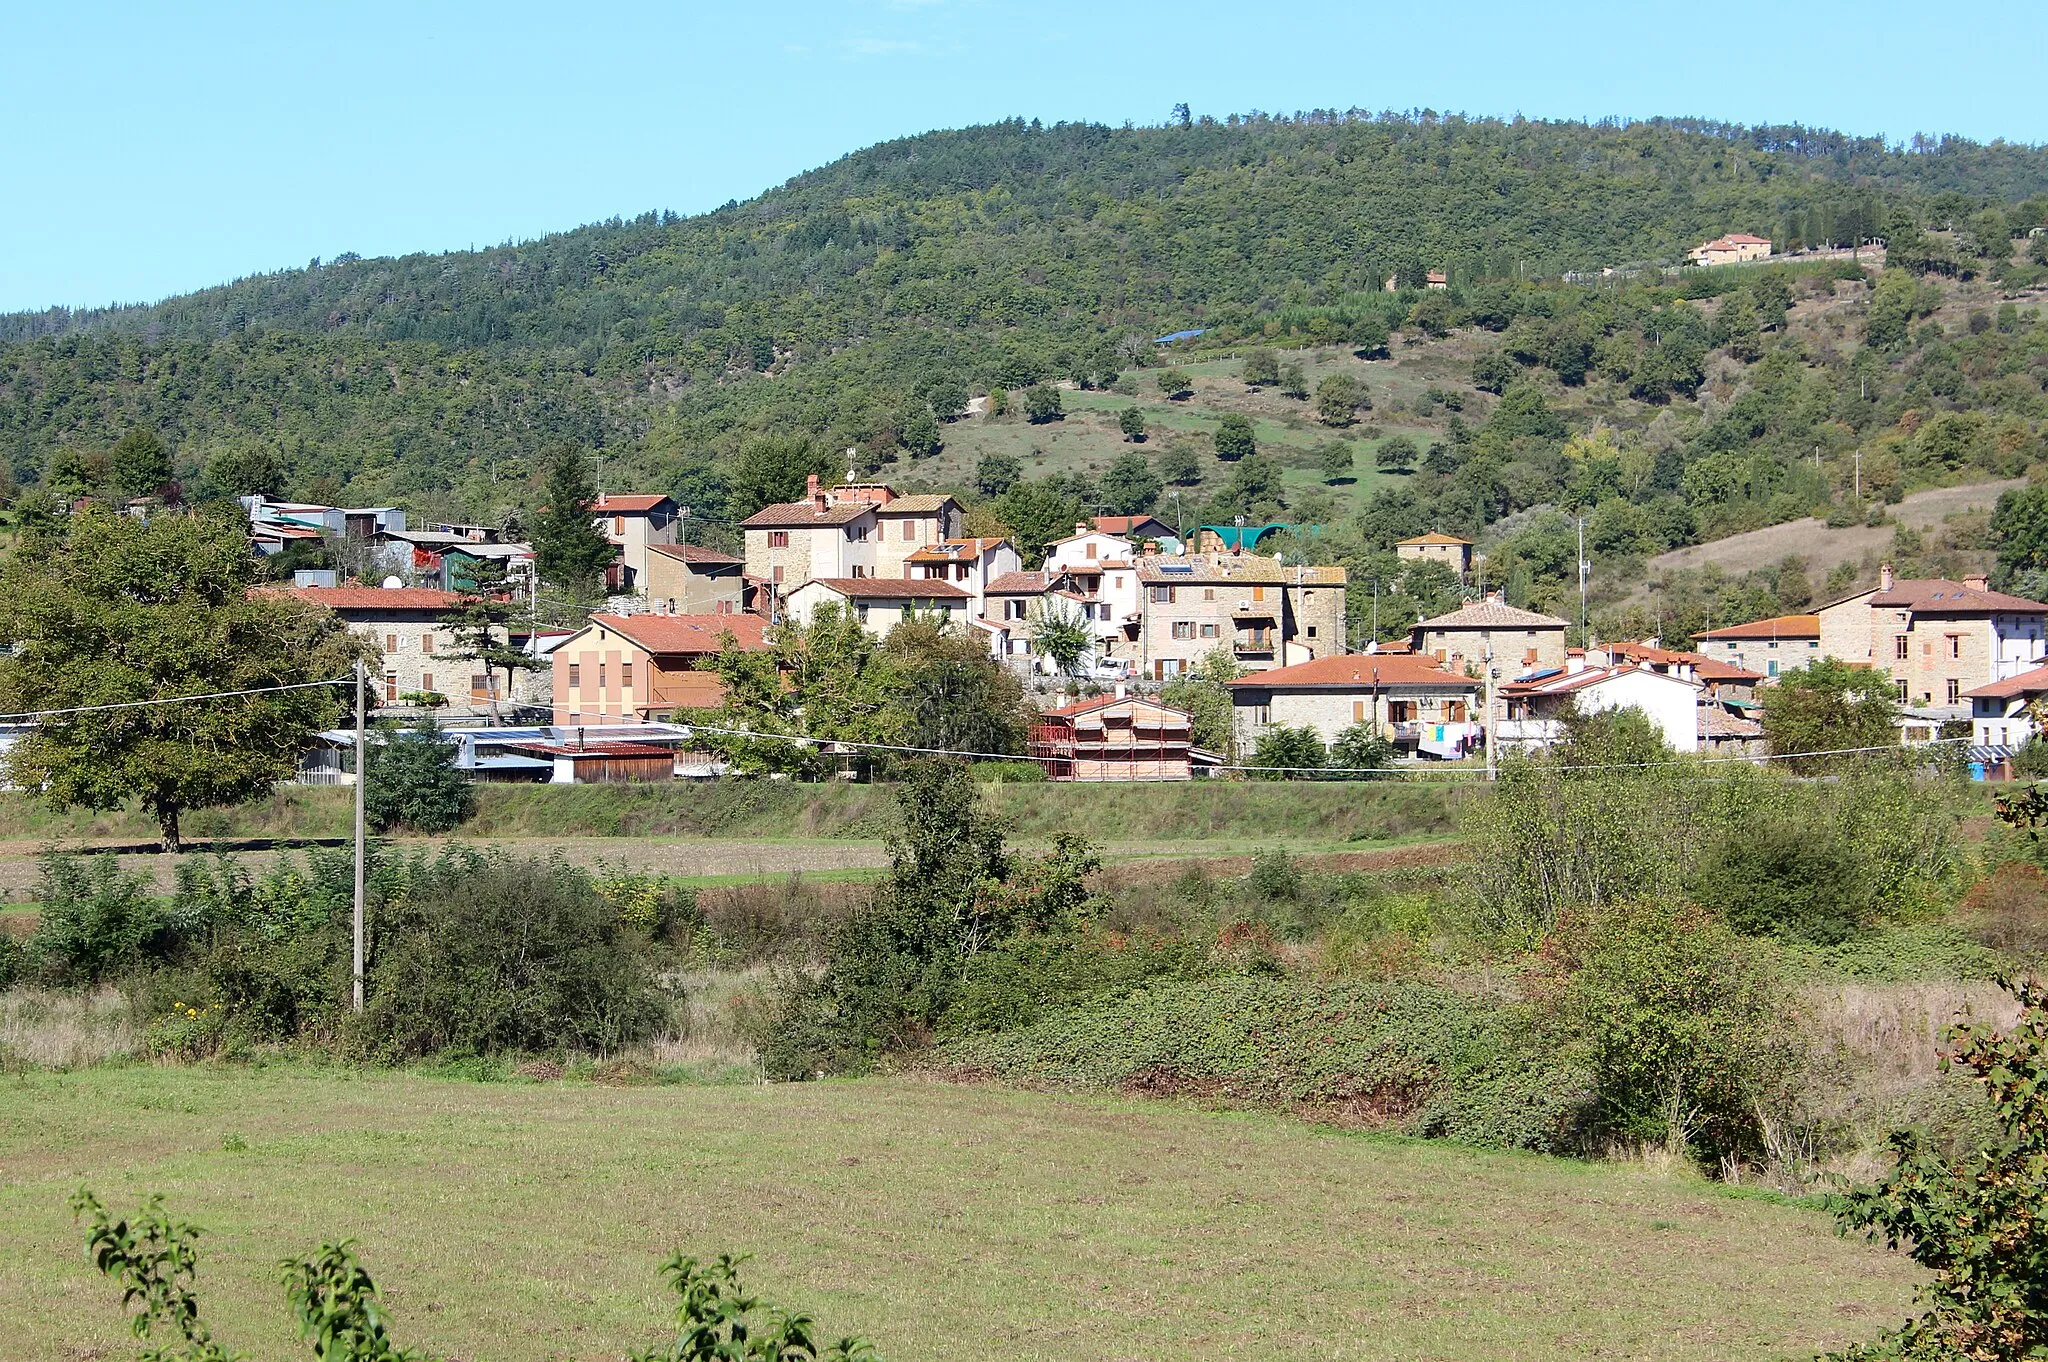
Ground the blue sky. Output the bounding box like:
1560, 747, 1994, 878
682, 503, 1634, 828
3, 0, 2042, 313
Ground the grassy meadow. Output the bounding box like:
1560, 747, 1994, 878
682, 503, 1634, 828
1, 1064, 1916, 1361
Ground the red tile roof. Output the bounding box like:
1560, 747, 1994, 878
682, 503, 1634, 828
803, 577, 970, 600
1870, 580, 2048, 613
646, 542, 743, 566
739, 501, 870, 528
1607, 641, 1765, 683
986, 571, 1049, 594
1039, 694, 1193, 719
1964, 664, 2048, 700
589, 613, 770, 655
275, 586, 464, 611
1397, 532, 1472, 546
1694, 613, 1820, 641
1092, 515, 1173, 536
594, 494, 674, 513
1225, 654, 1473, 690
1417, 600, 1569, 629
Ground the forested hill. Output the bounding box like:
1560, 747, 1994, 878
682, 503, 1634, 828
3, 111, 2047, 522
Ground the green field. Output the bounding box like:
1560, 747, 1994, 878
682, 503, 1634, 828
1, 1065, 1913, 1361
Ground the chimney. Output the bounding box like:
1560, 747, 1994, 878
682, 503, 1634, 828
1076, 521, 1091, 538
1880, 561, 1895, 592
1142, 540, 1159, 557
1965, 571, 1990, 592
1113, 681, 1127, 700
808, 473, 827, 515
1486, 589, 1504, 604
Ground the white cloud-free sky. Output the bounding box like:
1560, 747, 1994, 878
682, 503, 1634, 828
2, 0, 2042, 312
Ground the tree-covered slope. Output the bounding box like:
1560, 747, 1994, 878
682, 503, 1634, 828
1, 112, 2045, 525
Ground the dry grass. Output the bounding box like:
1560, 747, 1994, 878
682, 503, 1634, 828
0, 1065, 1918, 1361
0, 986, 138, 1068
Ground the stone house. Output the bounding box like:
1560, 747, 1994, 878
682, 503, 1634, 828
1412, 597, 1570, 678
1394, 532, 1473, 581
1225, 653, 1483, 759
1816, 566, 2048, 708
641, 543, 746, 615
279, 585, 485, 716
781, 577, 972, 635
1135, 554, 1346, 679
1692, 613, 1822, 679
739, 476, 963, 599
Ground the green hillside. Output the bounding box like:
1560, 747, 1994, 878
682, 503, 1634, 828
2, 111, 2046, 642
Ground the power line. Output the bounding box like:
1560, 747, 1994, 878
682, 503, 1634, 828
0, 677, 353, 723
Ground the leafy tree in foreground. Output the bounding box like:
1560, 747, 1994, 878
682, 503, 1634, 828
109, 426, 173, 500
1249, 724, 1325, 778
1829, 981, 2048, 1361
1028, 600, 1094, 678
365, 717, 473, 834
0, 508, 361, 852
531, 447, 614, 593
1759, 657, 1901, 773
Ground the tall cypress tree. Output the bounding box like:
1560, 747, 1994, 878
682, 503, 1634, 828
532, 448, 613, 592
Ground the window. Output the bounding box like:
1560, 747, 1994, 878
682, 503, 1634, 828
1005, 600, 1026, 620
903, 521, 917, 542
384, 673, 398, 702
846, 524, 869, 543
1353, 700, 1366, 723
1896, 680, 1909, 702
1204, 588, 1215, 601
568, 664, 581, 688
1172, 621, 1195, 639
1947, 678, 1961, 704
772, 566, 785, 584
1894, 635, 1909, 660
1086, 543, 1098, 559
1947, 635, 1962, 659
1526, 630, 1536, 639
1098, 603, 1111, 621
420, 672, 433, 694
1768, 640, 1778, 649
1306, 626, 1318, 638
855, 604, 870, 624
598, 665, 606, 689
1253, 705, 1271, 726
613, 516, 624, 536
1199, 623, 1218, 639
421, 633, 435, 654
1768, 661, 1778, 677
471, 674, 491, 699
850, 565, 866, 578
386, 633, 399, 653
1150, 586, 1175, 604
955, 564, 969, 581
621, 662, 633, 689
768, 531, 789, 548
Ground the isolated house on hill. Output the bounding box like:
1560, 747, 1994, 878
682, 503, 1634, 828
1691, 233, 1772, 266
1394, 532, 1473, 581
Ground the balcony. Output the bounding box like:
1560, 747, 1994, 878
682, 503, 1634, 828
1232, 601, 1277, 620
1234, 636, 1276, 658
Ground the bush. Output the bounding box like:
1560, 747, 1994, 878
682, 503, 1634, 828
1692, 817, 1866, 945
1959, 861, 2048, 957
362, 851, 667, 1058
24, 853, 161, 985
365, 716, 474, 833
1249, 725, 1324, 777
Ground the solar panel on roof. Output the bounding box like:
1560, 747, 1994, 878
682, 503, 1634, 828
1158, 564, 1194, 574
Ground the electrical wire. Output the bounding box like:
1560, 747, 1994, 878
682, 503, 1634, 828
0, 677, 354, 723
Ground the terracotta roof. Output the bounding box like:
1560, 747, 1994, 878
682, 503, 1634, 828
802, 577, 970, 600
1606, 641, 1765, 683
275, 586, 463, 611
1870, 580, 2048, 613
873, 494, 955, 514
1093, 515, 1173, 536
1417, 600, 1569, 630
589, 613, 770, 655
739, 501, 870, 529
1226, 654, 1475, 690
1040, 695, 1193, 720
1964, 664, 2048, 700
594, 494, 674, 514
986, 571, 1049, 595
1397, 533, 1472, 547
252, 525, 323, 541
1699, 707, 1765, 740
646, 542, 743, 566
1695, 613, 1821, 641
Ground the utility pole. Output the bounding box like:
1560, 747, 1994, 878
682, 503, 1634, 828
1371, 578, 1379, 645
1854, 451, 1864, 500
1576, 515, 1590, 647
1484, 651, 1499, 782
352, 659, 366, 1015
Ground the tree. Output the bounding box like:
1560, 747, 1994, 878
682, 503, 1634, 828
1375, 434, 1419, 473
1327, 724, 1394, 778
1118, 406, 1148, 442
703, 604, 895, 777
365, 716, 473, 833
1157, 368, 1193, 401
1471, 351, 1519, 395
1318, 441, 1355, 483
884, 617, 1029, 756
976, 451, 1022, 497
109, 426, 172, 499
922, 375, 969, 421
1995, 483, 2048, 585
901, 407, 943, 458
1153, 440, 1202, 487
1160, 648, 1241, 754
1278, 361, 1308, 400
1022, 383, 1063, 423
1028, 600, 1094, 677
1241, 348, 1279, 386
439, 558, 537, 720
1350, 313, 1392, 358
1831, 981, 2048, 1361
726, 433, 831, 520
1406, 292, 1452, 338
1213, 413, 1257, 462
0, 507, 362, 851
1315, 374, 1369, 426
1250, 724, 1325, 778
995, 479, 1089, 566
532, 447, 614, 592
198, 443, 286, 501
1099, 451, 1162, 515
1759, 657, 1901, 773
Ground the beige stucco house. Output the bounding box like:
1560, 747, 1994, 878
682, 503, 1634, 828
1815, 567, 2048, 708
782, 577, 972, 635
550, 612, 769, 725
1691, 233, 1772, 266
739, 476, 963, 600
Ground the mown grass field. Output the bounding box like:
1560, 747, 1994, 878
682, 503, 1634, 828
2, 1065, 1913, 1361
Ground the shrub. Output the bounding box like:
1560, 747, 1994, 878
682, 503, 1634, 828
363, 851, 666, 1058
364, 716, 473, 833
1246, 847, 1303, 902
24, 853, 160, 985
1249, 724, 1324, 777
1959, 861, 2048, 957
1692, 817, 1867, 945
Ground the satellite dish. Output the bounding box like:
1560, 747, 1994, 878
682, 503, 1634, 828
381, 576, 404, 589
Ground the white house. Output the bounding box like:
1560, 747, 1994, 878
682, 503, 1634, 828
781, 577, 972, 635
905, 538, 1022, 617
591, 493, 679, 593
1045, 527, 1143, 654
1497, 662, 1704, 754
1964, 663, 2048, 749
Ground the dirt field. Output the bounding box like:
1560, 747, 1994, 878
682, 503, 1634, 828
1646, 478, 2020, 584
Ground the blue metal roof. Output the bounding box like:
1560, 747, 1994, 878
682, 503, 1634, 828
1153, 328, 1206, 344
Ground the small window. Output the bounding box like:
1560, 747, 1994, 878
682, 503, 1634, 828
1896, 680, 1908, 702
768, 530, 789, 548
1086, 543, 1098, 559
1172, 622, 1195, 639
1252, 586, 1266, 602
1306, 626, 1318, 639
1768, 661, 1778, 677
421, 633, 435, 654
1353, 700, 1365, 722
385, 633, 399, 653
1254, 705, 1271, 726
471, 674, 491, 699
1895, 635, 1909, 660
598, 665, 606, 689
384, 673, 398, 702
1526, 630, 1536, 638
1948, 635, 1961, 659
568, 663, 581, 688
1151, 585, 1175, 604
420, 672, 433, 694
855, 604, 870, 623
1768, 640, 1778, 649
1947, 678, 1961, 704
1200, 622, 1218, 638
613, 516, 624, 536
621, 662, 633, 688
